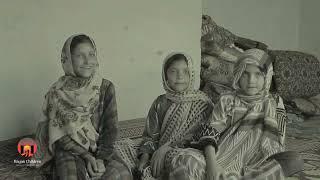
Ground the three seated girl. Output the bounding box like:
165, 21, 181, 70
37, 34, 288, 180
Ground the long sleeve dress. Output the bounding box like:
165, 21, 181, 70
38, 79, 132, 180
178, 93, 287, 180
138, 94, 213, 180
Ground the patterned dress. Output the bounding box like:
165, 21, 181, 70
137, 52, 214, 180
34, 34, 132, 180
189, 94, 287, 180
53, 79, 132, 180
138, 94, 213, 180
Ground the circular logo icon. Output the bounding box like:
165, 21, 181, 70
17, 138, 37, 158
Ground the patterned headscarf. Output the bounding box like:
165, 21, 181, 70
232, 48, 273, 103
162, 52, 209, 103
61, 34, 97, 76
46, 34, 102, 153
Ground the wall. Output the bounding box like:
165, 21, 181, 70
299, 0, 320, 58
0, 0, 201, 141
202, 0, 301, 50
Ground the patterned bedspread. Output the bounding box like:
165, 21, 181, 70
285, 115, 320, 179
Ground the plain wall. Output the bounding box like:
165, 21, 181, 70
0, 0, 202, 141
202, 0, 301, 50
299, 0, 320, 58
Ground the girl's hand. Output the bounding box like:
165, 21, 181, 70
138, 153, 150, 172
150, 142, 172, 178
206, 162, 226, 180
96, 159, 106, 174
82, 154, 100, 178
205, 145, 226, 180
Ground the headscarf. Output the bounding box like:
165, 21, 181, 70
162, 52, 209, 103
159, 52, 212, 146
232, 48, 273, 103
45, 34, 102, 153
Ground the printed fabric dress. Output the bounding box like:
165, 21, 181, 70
181, 49, 288, 180
138, 52, 213, 180
34, 34, 132, 180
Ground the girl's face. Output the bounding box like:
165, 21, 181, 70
166, 59, 190, 92
239, 64, 265, 96
71, 42, 97, 78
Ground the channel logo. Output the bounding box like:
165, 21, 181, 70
17, 138, 37, 158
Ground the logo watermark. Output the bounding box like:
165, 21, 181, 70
13, 138, 42, 166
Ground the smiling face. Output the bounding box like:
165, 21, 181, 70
166, 58, 190, 92
239, 64, 265, 96
71, 42, 98, 78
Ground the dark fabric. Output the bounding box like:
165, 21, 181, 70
234, 36, 268, 51
55, 146, 87, 180
201, 14, 268, 54
201, 54, 235, 87
95, 79, 119, 161
201, 15, 237, 52
138, 95, 172, 157
190, 122, 220, 151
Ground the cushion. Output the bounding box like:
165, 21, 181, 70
292, 98, 319, 116
201, 54, 235, 86
291, 94, 320, 116
271, 50, 320, 100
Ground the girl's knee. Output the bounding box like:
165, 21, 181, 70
102, 169, 132, 180
169, 154, 206, 180
54, 149, 87, 180
102, 160, 133, 180
171, 154, 203, 169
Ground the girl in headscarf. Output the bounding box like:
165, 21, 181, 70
190, 48, 288, 180
36, 34, 132, 180
136, 53, 213, 180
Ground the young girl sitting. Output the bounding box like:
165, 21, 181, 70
36, 34, 132, 180
193, 48, 288, 180
137, 52, 213, 180
168, 49, 288, 180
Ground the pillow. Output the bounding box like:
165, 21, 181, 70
292, 94, 320, 116
201, 54, 235, 87
271, 50, 320, 100
292, 98, 318, 115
